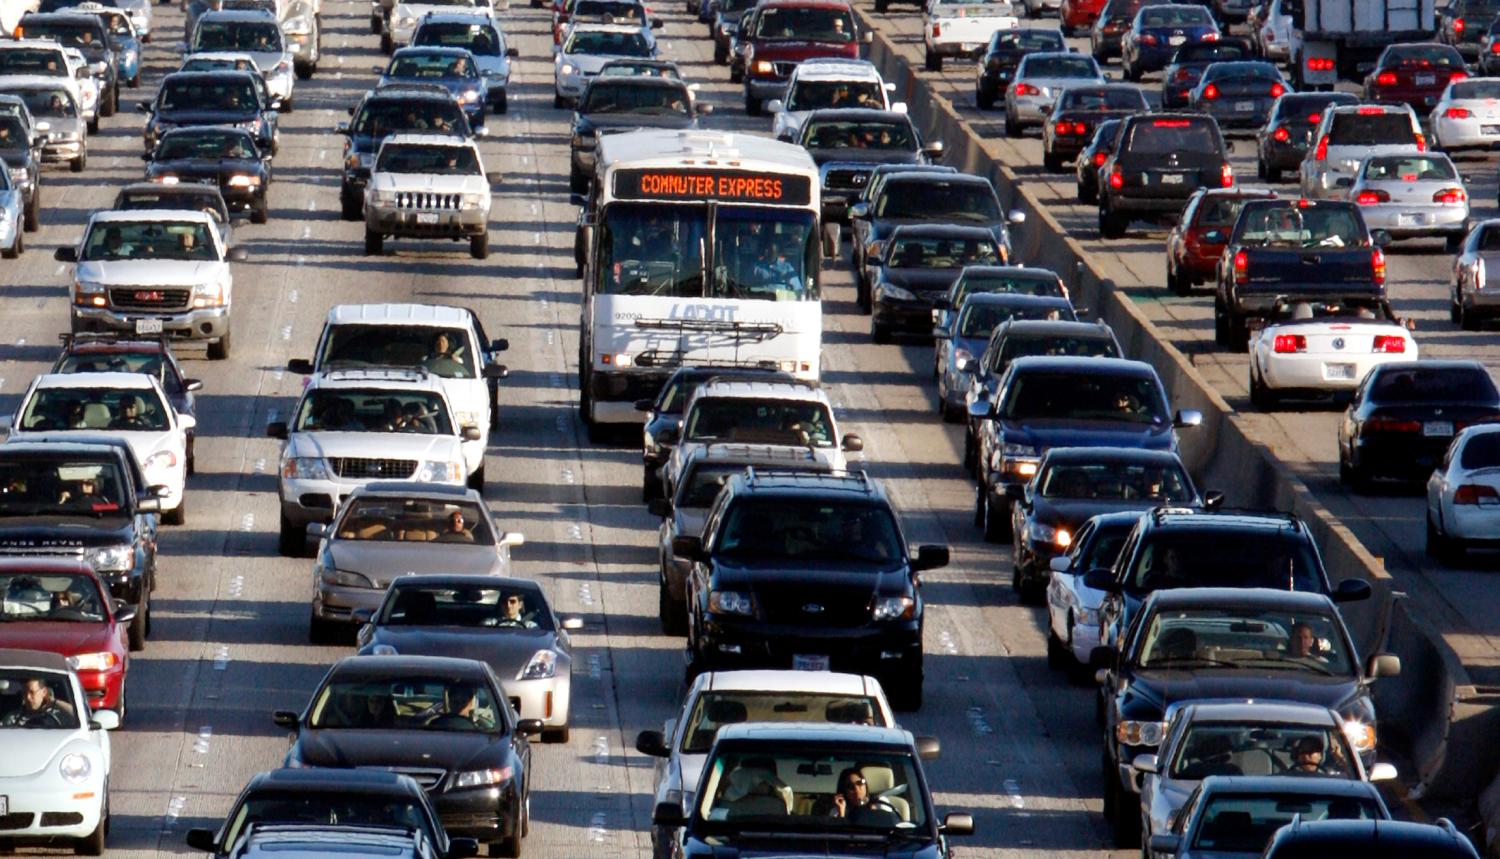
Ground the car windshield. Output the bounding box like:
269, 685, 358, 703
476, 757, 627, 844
684, 397, 834, 446
753, 6, 855, 41
222, 794, 434, 853
1140, 5, 1211, 24
116, 189, 228, 221
582, 81, 689, 114
875, 179, 1001, 220
1233, 204, 1366, 249
0, 458, 127, 517
566, 29, 651, 56
1363, 155, 1456, 182
5, 87, 75, 118
21, 387, 170, 432
376, 144, 480, 175
0, 48, 66, 75
1195, 195, 1261, 228
1169, 723, 1357, 780
1453, 80, 1500, 99
56, 350, 183, 394
786, 79, 883, 111
573, 0, 645, 16
1384, 45, 1462, 68
718, 499, 903, 565
1192, 793, 1381, 852
1327, 111, 1415, 146
309, 677, 501, 731
1038, 461, 1193, 502
81, 220, 216, 261
600, 61, 679, 78
318, 325, 477, 379
992, 334, 1120, 372
993, 30, 1064, 51
1001, 370, 1167, 424
335, 496, 494, 545
1268, 299, 1390, 323
679, 692, 889, 754
1460, 431, 1500, 469
1369, 365, 1499, 403
1125, 532, 1322, 594
0, 116, 26, 148
181, 57, 257, 71
955, 271, 1066, 301
0, 670, 80, 729
378, 585, 551, 630
958, 300, 1073, 337
1061, 88, 1146, 110
388, 51, 476, 79
678, 464, 742, 508
17, 21, 100, 47
1138, 607, 1354, 676
1072, 521, 1133, 570
889, 235, 999, 269
156, 130, 258, 160
353, 99, 468, 136
1173, 43, 1248, 63
415, 23, 501, 55
293, 389, 454, 435
195, 19, 283, 51
1023, 55, 1098, 78
1126, 118, 1219, 154
697, 747, 927, 831
803, 119, 915, 151
0, 570, 107, 622
159, 78, 258, 112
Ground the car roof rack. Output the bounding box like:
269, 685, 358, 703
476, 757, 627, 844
743, 467, 871, 488
1148, 506, 1299, 526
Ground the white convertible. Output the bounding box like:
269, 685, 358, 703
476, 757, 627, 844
0, 649, 116, 856
1248, 299, 1417, 410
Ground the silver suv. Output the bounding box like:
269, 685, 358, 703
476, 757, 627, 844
363, 132, 496, 259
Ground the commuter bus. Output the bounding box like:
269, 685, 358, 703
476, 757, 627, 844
573, 129, 826, 436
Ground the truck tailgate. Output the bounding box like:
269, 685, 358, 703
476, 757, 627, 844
930, 12, 1016, 44
1239, 247, 1379, 291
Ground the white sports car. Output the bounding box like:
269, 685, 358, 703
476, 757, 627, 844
1426, 423, 1500, 563
0, 650, 116, 855
1248, 299, 1417, 410
1429, 77, 1500, 152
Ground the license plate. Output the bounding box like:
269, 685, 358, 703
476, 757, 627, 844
1425, 421, 1455, 437
1235, 100, 1255, 112
793, 654, 830, 671
1168, 34, 1186, 45
0, 796, 7, 816
1399, 212, 1428, 226
1159, 173, 1184, 184
135, 318, 163, 334
1484, 125, 1500, 134
1417, 73, 1436, 86
962, 42, 980, 51
1325, 363, 1355, 380
416, 212, 439, 224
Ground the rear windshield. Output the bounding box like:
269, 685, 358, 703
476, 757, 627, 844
1139, 5, 1212, 25
414, 22, 502, 55
1001, 370, 1166, 424
566, 29, 652, 56
958, 300, 1072, 337
1383, 44, 1463, 68
159, 78, 257, 112
1233, 204, 1366, 249
1204, 61, 1281, 82
573, 0, 645, 15
1173, 43, 1249, 63
1327, 112, 1416, 145
889, 234, 1000, 269
1369, 366, 1498, 403
1460, 432, 1500, 470
583, 81, 689, 115
1023, 55, 1099, 78
1191, 795, 1381, 853
1363, 155, 1456, 182
684, 398, 835, 446
1453, 80, 1500, 100
992, 334, 1120, 371
992, 29, 1065, 51
1060, 87, 1146, 110
956, 271, 1066, 300
875, 179, 1000, 221
0, 48, 65, 76
1124, 532, 1322, 594
1271, 93, 1355, 123
1125, 118, 1220, 154
1196, 196, 1260, 228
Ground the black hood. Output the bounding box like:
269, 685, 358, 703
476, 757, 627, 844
879, 267, 962, 295
577, 113, 694, 135
293, 728, 509, 773
0, 516, 136, 548
1031, 496, 1179, 530
1127, 669, 1364, 714
147, 157, 264, 181
810, 149, 921, 167
156, 108, 258, 125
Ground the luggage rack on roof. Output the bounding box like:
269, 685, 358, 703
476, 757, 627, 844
744, 466, 869, 487
320, 364, 432, 382
699, 441, 822, 462
1148, 505, 1299, 525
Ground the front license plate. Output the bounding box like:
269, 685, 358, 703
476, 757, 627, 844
1417, 73, 1436, 86
134, 318, 163, 334
1159, 173, 1184, 184
793, 654, 830, 671
1425, 421, 1455, 437
416, 212, 439, 224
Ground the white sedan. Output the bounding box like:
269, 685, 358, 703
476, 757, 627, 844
0, 650, 116, 856
1248, 300, 1417, 410
3, 372, 193, 524
1044, 511, 1140, 671
1426, 423, 1500, 564
1348, 152, 1471, 250
1429, 77, 1500, 152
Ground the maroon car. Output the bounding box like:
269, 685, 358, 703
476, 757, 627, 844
1061, 0, 1107, 36
1363, 42, 1469, 112
1165, 187, 1276, 295
739, 0, 867, 115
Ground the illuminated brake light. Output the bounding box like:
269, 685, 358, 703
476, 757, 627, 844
1094, 151, 1108, 166
1357, 106, 1386, 115
1371, 335, 1406, 353
1273, 334, 1306, 353
1356, 189, 1389, 205
1108, 167, 1124, 189
1454, 484, 1500, 505
1456, 16, 1467, 32
1140, 32, 1157, 44
1154, 118, 1192, 127
1307, 57, 1335, 71
1447, 107, 1473, 119
1376, 71, 1398, 86
1308, 112, 1322, 124
1233, 250, 1248, 278
1015, 82, 1040, 96
1367, 417, 1421, 433
1491, 40, 1500, 54
1313, 134, 1329, 160
1372, 246, 1386, 285
1202, 83, 1219, 100
1270, 82, 1285, 97
932, 21, 941, 36
1451, 71, 1470, 83
1434, 187, 1467, 204
1174, 69, 1193, 82
1201, 31, 1218, 40
1273, 126, 1290, 142
1416, 132, 1427, 152
1220, 162, 1233, 187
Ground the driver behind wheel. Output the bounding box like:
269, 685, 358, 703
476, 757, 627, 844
498, 592, 538, 628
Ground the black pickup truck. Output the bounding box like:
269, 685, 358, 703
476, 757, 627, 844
1213, 198, 1389, 351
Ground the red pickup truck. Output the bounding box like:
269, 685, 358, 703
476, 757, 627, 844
737, 0, 871, 115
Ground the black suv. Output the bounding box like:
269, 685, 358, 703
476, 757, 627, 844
139, 71, 278, 156
1098, 113, 1232, 239
0, 440, 161, 650
672, 470, 949, 710
337, 87, 474, 220
1263, 818, 1480, 859
570, 75, 699, 193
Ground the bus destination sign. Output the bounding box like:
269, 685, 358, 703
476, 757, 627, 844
614, 169, 812, 206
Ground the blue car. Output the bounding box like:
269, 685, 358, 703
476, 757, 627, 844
1120, 3, 1220, 81
377, 45, 487, 129
91, 7, 141, 88
935, 292, 1076, 422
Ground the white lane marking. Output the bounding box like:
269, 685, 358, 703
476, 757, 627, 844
295, 255, 306, 267
0, 378, 6, 391
530, 203, 537, 215
938, 630, 959, 655
554, 415, 568, 434
578, 582, 594, 606
163, 795, 187, 829
521, 155, 528, 165
213, 645, 230, 670
228, 575, 244, 597
967, 706, 994, 735
280, 324, 292, 341
240, 513, 255, 532
306, 200, 316, 212
561, 467, 575, 484
317, 149, 326, 160
14, 338, 23, 347
544, 330, 554, 345
301, 225, 312, 239
1003, 778, 1026, 810
588, 812, 607, 842
567, 522, 583, 540
252, 457, 266, 474
192, 725, 213, 754
592, 735, 609, 763
533, 231, 541, 244
288, 289, 299, 303
549, 372, 563, 387
587, 653, 602, 680
335, 70, 343, 80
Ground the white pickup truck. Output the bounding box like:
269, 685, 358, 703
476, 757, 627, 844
923, 0, 1020, 71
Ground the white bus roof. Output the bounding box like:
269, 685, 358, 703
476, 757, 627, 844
596, 129, 817, 177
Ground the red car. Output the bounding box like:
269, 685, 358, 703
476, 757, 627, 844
1060, 0, 1107, 36
1363, 42, 1469, 112
1165, 188, 1277, 295
0, 559, 130, 714
739, 0, 865, 115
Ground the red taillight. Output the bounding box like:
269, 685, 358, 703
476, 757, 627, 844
1371, 334, 1406, 353
1307, 112, 1322, 124
1366, 418, 1422, 433
1490, 39, 1500, 53
1174, 68, 1193, 81
1447, 106, 1473, 119
1455, 16, 1467, 32
1376, 71, 1398, 86
1273, 126, 1291, 142
932, 21, 941, 36
1416, 132, 1427, 152
1270, 82, 1285, 97
1307, 57, 1335, 71
1140, 32, 1157, 44
1454, 484, 1500, 505
1451, 71, 1470, 83
1202, 83, 1219, 100
1313, 135, 1329, 160
1233, 249, 1248, 277
1093, 151, 1108, 166
1434, 187, 1467, 204
1273, 334, 1306, 353
1220, 162, 1233, 187
1356, 189, 1390, 205
1108, 167, 1123, 189
1357, 106, 1386, 115
1016, 82, 1039, 96
1201, 30, 1218, 40
1154, 119, 1192, 127
1373, 246, 1386, 285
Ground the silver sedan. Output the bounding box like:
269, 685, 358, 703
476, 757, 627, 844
1348, 152, 1470, 250
1450, 218, 1500, 329
1004, 51, 1105, 137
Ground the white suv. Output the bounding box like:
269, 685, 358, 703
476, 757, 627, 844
267, 367, 476, 555
767, 59, 901, 142
1300, 104, 1425, 200
363, 133, 496, 259
3, 371, 193, 524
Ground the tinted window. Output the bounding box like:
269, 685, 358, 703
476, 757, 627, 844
753, 6, 855, 42
1196, 195, 1260, 228
1271, 93, 1355, 122
718, 498, 903, 565
1363, 155, 1456, 181
159, 78, 257, 112
195, 19, 282, 51
1079, 524, 1132, 570
1139, 5, 1212, 25
156, 129, 258, 160
1138, 607, 1353, 675
875, 180, 1000, 220
1203, 61, 1282, 82
1125, 531, 1321, 594
1233, 203, 1366, 248
1124, 119, 1220, 154
888, 235, 999, 269
991, 334, 1120, 370
388, 51, 477, 78
1460, 432, 1500, 470
222, 794, 433, 851
566, 29, 651, 55
1192, 794, 1380, 852
803, 119, 916, 151
1038, 461, 1193, 502
1369, 365, 1499, 403
958, 300, 1072, 337
353, 98, 468, 136
0, 457, 127, 516
414, 22, 502, 55
1327, 112, 1416, 146
1001, 370, 1166, 424
1173, 42, 1249, 63
679, 691, 888, 753
1383, 44, 1463, 68
1452, 80, 1500, 99
684, 397, 834, 446
1023, 55, 1099, 78
992, 29, 1065, 51
1060, 87, 1147, 110
377, 585, 549, 628
582, 81, 690, 115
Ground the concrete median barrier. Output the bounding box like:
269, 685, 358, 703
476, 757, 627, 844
853, 13, 1500, 803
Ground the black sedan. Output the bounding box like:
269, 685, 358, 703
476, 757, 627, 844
1255, 91, 1358, 182
1007, 446, 1214, 603
1075, 118, 1123, 204
1187, 60, 1290, 132
1160, 38, 1252, 109
143, 127, 271, 223
1093, 587, 1400, 847
1339, 360, 1500, 489
1041, 84, 1148, 172
275, 655, 540, 858
870, 223, 1004, 343
975, 27, 1066, 110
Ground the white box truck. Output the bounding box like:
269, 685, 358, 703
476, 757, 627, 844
1289, 0, 1436, 89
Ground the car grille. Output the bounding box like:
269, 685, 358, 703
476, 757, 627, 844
771, 61, 797, 77
0, 545, 86, 558
110, 288, 191, 312
366, 766, 445, 791
760, 592, 871, 628
395, 191, 463, 210
824, 167, 871, 191
328, 457, 418, 479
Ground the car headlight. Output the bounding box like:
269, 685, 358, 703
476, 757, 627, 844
281, 457, 332, 480
518, 649, 558, 680
879, 283, 917, 301
373, 189, 398, 204
283, 16, 312, 34
67, 652, 119, 672
718, 21, 731, 33
73, 280, 106, 307
227, 174, 261, 187
708, 590, 753, 616
154, 174, 179, 185
560, 62, 575, 76
322, 568, 375, 588
143, 450, 178, 472
872, 595, 915, 621
452, 766, 514, 789
753, 59, 773, 74
397, 14, 415, 26
370, 643, 398, 656
414, 460, 464, 483
122, 48, 138, 63
462, 192, 485, 206
192, 281, 227, 308
345, 154, 363, 171
459, 88, 480, 103
1030, 522, 1056, 544
1116, 719, 1169, 747
86, 544, 134, 573
55, 130, 81, 141
952, 347, 973, 369
59, 753, 91, 784
1343, 719, 1376, 753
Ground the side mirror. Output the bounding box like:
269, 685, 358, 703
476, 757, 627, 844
658, 426, 679, 445
1367, 653, 1401, 679
861, 29, 874, 43
1173, 409, 1203, 428
651, 15, 664, 27
140, 151, 152, 161
334, 120, 350, 134
517, 718, 544, 736
53, 246, 77, 262
114, 604, 138, 624
371, 64, 385, 74
1334, 577, 1373, 603
940, 812, 974, 836
266, 421, 288, 440
1007, 208, 1027, 225
890, 101, 907, 113
500, 531, 525, 549
269, 97, 284, 111
227, 246, 249, 262
1090, 644, 1118, 669
1131, 753, 1159, 775
1048, 555, 1071, 574
1003, 484, 1024, 501
184, 378, 204, 392
1202, 229, 1225, 243
765, 98, 783, 113
570, 191, 588, 207
1368, 762, 1398, 782
932, 326, 951, 340
956, 356, 977, 374
483, 363, 509, 380
185, 829, 217, 852
473, 126, 489, 138
305, 521, 326, 540
489, 338, 510, 353
648, 498, 672, 518
913, 544, 950, 572
652, 801, 687, 827
635, 729, 670, 757
91, 709, 120, 730
672, 534, 704, 562
1202, 490, 1225, 510
272, 710, 299, 729
286, 357, 314, 374
634, 398, 655, 413
561, 616, 584, 630
177, 414, 198, 431
841, 433, 863, 452
922, 141, 945, 159
849, 201, 870, 220
1082, 567, 1119, 593
1225, 139, 1237, 152
967, 398, 994, 419
446, 838, 480, 859
1149, 834, 1181, 856
507, 47, 520, 57
1334, 176, 1354, 189
485, 171, 503, 185
697, 103, 714, 116
914, 735, 941, 760
461, 425, 483, 441
135, 101, 151, 113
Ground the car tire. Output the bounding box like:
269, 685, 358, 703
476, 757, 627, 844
1078, 179, 1095, 204
1249, 365, 1277, 411
164, 496, 185, 526
1098, 204, 1127, 239
642, 467, 660, 501
470, 232, 489, 260
380, 32, 393, 53
24, 193, 38, 232
2, 229, 19, 259
1426, 514, 1447, 559
1265, 164, 1282, 183
976, 88, 994, 109
553, 93, 565, 108
963, 427, 977, 473
659, 575, 687, 635
570, 168, 588, 194
1047, 628, 1068, 670
494, 810, 522, 857
308, 608, 338, 644
1447, 233, 1464, 254
251, 201, 269, 224
1043, 152, 1064, 172
870, 316, 891, 344
1338, 454, 1369, 493
278, 511, 304, 556
468, 463, 485, 491
1461, 302, 1481, 331
495, 91, 508, 114
1004, 110, 1021, 138
940, 396, 961, 423
207, 330, 230, 360
875, 0, 888, 10
365, 228, 383, 255
925, 50, 941, 72
371, 13, 381, 32
295, 61, 315, 80
980, 489, 1010, 542
1106, 761, 1138, 847
1227, 310, 1250, 351
71, 153, 86, 173
714, 41, 728, 64
129, 71, 141, 87
127, 591, 148, 651
744, 92, 760, 115
541, 725, 569, 744
341, 191, 362, 221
